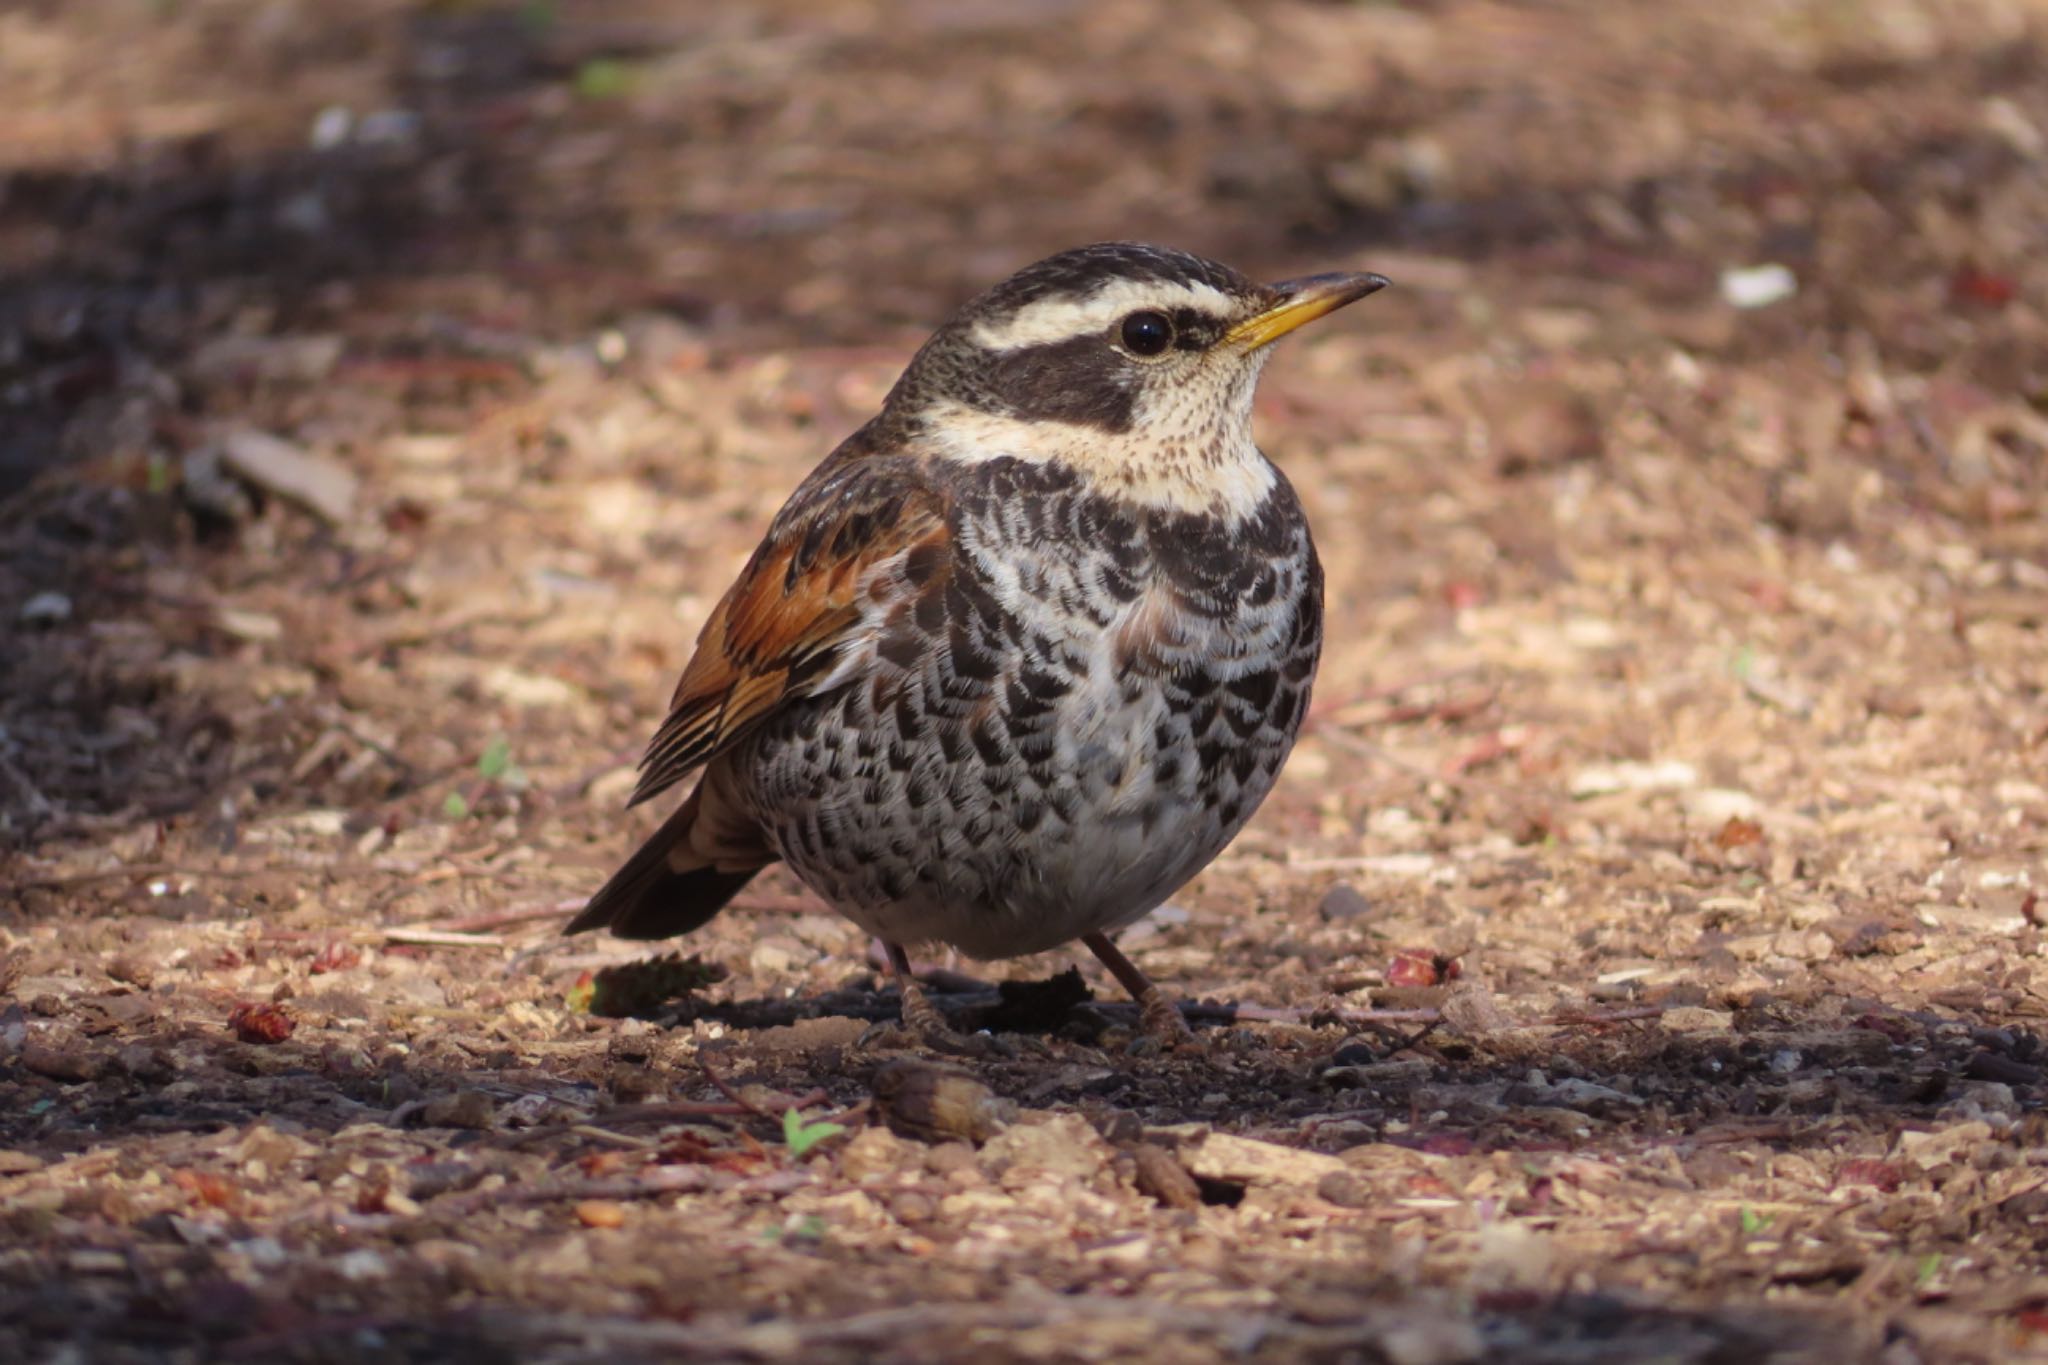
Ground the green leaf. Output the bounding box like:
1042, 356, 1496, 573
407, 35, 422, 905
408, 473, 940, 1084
1738, 1206, 1771, 1237
782, 1108, 846, 1159
574, 58, 634, 100
442, 791, 470, 819
477, 737, 512, 781
565, 972, 596, 1014
1916, 1252, 1943, 1286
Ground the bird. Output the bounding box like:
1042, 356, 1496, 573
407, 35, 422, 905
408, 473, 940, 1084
568, 242, 1387, 1046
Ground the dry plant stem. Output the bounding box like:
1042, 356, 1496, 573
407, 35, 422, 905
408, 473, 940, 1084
1082, 931, 1198, 1046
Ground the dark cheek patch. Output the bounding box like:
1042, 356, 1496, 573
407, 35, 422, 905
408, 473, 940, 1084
986, 335, 1138, 432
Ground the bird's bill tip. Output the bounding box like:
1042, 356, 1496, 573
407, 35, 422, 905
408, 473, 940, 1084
1227, 270, 1390, 349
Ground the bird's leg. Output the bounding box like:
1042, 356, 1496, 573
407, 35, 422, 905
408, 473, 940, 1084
1082, 931, 1197, 1048
884, 940, 954, 1038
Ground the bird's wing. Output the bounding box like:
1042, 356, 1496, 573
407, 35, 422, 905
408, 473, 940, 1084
628, 450, 950, 807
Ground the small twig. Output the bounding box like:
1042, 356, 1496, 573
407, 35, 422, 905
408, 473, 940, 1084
435, 899, 583, 933
1550, 1006, 1665, 1027
1218, 1003, 1444, 1027
813, 1097, 872, 1128
591, 1100, 757, 1124
568, 1124, 656, 1149
0, 750, 54, 817
381, 927, 507, 948
697, 1058, 831, 1122
699, 1056, 772, 1118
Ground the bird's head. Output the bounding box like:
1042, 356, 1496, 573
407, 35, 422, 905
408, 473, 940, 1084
887, 243, 1387, 517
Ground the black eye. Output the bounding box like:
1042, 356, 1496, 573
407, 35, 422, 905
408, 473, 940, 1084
1119, 310, 1173, 357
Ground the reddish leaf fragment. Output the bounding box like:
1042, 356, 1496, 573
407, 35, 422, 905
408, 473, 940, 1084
1836, 1159, 1904, 1193
228, 1002, 295, 1044
1950, 267, 2016, 308
1387, 948, 1461, 988
171, 1169, 238, 1208
309, 941, 362, 975
1853, 1012, 1914, 1044
577, 1150, 634, 1178
1442, 580, 1486, 611
657, 1133, 718, 1165
1416, 1134, 1475, 1157
565, 971, 598, 1014
1714, 816, 1766, 850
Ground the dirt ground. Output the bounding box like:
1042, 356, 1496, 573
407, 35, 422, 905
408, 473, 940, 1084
3, 0, 2047, 1360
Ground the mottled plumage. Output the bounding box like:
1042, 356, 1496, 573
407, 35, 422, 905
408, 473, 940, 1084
569, 243, 1386, 1043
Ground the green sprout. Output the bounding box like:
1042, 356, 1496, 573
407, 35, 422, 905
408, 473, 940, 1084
574, 58, 635, 100
782, 1108, 846, 1160
477, 738, 511, 781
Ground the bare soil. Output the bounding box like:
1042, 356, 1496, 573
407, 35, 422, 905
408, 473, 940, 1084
3, 2, 2047, 1361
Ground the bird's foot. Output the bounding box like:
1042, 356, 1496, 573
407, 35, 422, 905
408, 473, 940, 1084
1136, 986, 1202, 1055
1082, 931, 1202, 1056
857, 977, 1000, 1058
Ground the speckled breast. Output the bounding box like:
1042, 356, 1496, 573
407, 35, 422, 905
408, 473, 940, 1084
731, 457, 1322, 958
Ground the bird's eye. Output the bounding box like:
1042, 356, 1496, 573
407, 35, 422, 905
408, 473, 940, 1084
1119, 310, 1174, 357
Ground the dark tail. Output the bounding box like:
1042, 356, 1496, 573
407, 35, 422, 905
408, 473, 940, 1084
565, 789, 767, 940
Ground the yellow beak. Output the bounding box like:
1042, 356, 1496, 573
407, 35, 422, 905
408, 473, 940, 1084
1226, 271, 1390, 350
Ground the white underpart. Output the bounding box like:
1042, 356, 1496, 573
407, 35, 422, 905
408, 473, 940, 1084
914, 349, 1279, 520
968, 278, 1241, 351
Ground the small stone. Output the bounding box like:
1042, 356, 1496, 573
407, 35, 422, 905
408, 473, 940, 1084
574, 1200, 626, 1229
18, 591, 72, 626
1159, 1127, 1347, 1185
420, 1090, 498, 1130
889, 1191, 936, 1224
214, 427, 358, 525
1440, 981, 1512, 1035
1897, 1120, 1993, 1171
837, 1125, 917, 1184
114, 1044, 175, 1083
1316, 1170, 1376, 1209
925, 1142, 979, 1177
105, 954, 155, 989
981, 1113, 1112, 1182
1721, 263, 1798, 309
1318, 883, 1374, 922
21, 1036, 101, 1083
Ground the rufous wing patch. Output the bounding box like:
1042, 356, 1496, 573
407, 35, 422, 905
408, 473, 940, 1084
629, 460, 950, 807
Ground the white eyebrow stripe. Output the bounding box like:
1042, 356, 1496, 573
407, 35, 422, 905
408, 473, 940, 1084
968, 278, 1239, 351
